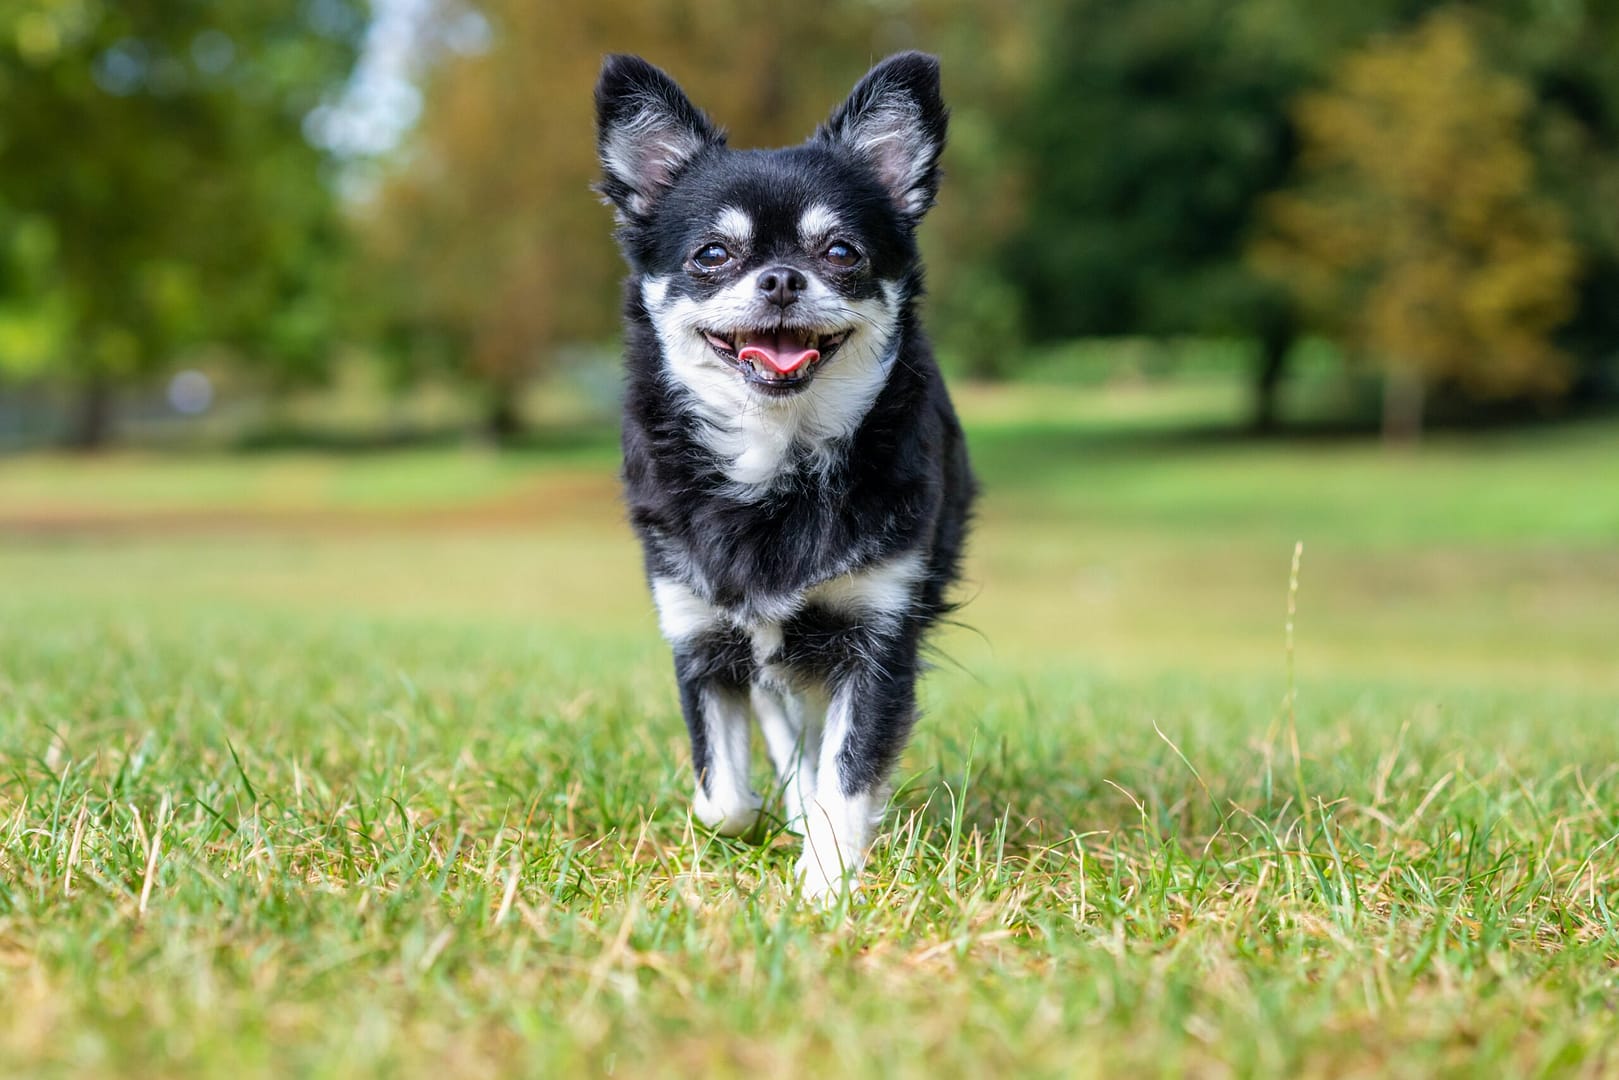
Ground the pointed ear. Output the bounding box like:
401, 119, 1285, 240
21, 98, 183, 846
595, 55, 724, 219
817, 52, 948, 220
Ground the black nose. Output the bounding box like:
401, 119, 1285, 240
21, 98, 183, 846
756, 266, 806, 308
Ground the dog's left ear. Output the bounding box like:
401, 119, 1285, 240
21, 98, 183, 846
818, 52, 948, 221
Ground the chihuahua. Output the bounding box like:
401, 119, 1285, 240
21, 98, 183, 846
594, 51, 975, 898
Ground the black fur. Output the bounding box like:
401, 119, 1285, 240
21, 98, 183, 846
596, 53, 975, 812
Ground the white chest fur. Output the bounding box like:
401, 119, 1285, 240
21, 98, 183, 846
640, 275, 902, 500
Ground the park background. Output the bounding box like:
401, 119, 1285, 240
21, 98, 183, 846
2, 1, 1617, 1076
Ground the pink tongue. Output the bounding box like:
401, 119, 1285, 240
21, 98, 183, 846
737, 331, 818, 375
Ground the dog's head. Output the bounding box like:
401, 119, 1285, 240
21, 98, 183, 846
595, 53, 946, 403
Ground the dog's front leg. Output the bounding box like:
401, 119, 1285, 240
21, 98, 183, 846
796, 640, 918, 900
752, 682, 823, 834
676, 668, 763, 837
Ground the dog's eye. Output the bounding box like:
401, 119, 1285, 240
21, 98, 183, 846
823, 241, 861, 268
692, 244, 731, 270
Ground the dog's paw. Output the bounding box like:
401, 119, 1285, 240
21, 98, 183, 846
692, 788, 764, 838
795, 849, 859, 904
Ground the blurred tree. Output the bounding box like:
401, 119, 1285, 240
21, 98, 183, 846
903, 0, 1038, 379
1252, 10, 1578, 441
1500, 0, 1619, 397
0, 0, 364, 447
1001, 0, 1619, 430
1003, 0, 1323, 428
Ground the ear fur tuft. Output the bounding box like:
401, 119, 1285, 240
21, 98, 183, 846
595, 54, 725, 219
817, 52, 948, 220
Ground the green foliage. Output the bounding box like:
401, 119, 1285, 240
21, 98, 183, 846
0, 0, 364, 439
1503, 0, 1619, 372
1253, 11, 1579, 437
6, 0, 1619, 442
1004, 0, 1311, 342
906, 1, 1038, 378
1000, 0, 1619, 420
992, 0, 1393, 421
0, 207, 68, 377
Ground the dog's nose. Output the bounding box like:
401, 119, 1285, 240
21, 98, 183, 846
756, 266, 806, 308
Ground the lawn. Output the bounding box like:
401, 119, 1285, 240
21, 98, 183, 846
2, 381, 1617, 1076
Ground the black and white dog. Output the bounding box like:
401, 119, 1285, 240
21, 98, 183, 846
594, 52, 975, 899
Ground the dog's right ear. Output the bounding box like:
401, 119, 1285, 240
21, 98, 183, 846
595, 55, 724, 220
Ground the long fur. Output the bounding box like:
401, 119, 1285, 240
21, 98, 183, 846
595, 52, 976, 898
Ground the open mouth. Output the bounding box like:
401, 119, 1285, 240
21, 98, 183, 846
701, 327, 852, 393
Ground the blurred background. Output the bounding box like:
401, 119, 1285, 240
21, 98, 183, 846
4, 0, 1618, 448
1, 0, 1616, 698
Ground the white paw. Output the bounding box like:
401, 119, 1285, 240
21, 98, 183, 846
692, 788, 764, 837
794, 789, 878, 901
795, 853, 840, 902
795, 847, 858, 903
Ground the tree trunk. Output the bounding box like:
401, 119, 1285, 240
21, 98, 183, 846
1381, 369, 1425, 445
1250, 321, 1295, 433
66, 377, 113, 451
483, 380, 524, 445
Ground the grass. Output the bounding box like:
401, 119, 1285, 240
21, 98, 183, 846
2, 380, 1618, 1076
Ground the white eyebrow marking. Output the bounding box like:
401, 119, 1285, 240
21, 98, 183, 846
798, 203, 839, 243
714, 206, 753, 245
